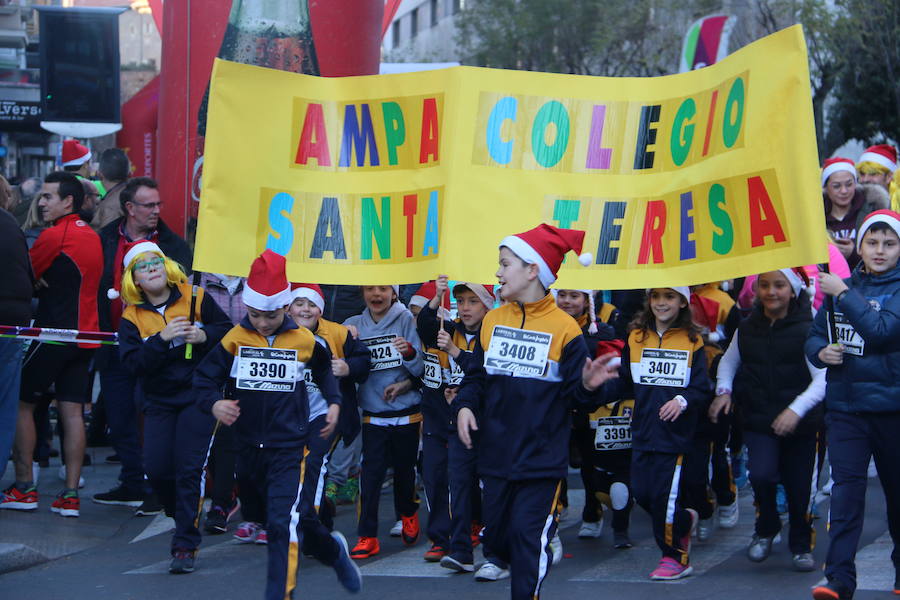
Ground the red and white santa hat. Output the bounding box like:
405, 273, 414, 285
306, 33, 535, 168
61, 140, 91, 167
409, 281, 451, 311
499, 224, 591, 289
857, 144, 898, 172
779, 267, 810, 298
856, 209, 900, 251
242, 250, 292, 311
290, 283, 325, 312
107, 240, 165, 300
647, 286, 691, 303
821, 157, 857, 187
452, 282, 496, 311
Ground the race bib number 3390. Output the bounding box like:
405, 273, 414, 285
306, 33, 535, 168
484, 326, 552, 377
236, 347, 298, 392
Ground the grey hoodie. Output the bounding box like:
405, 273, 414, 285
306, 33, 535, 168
344, 301, 424, 415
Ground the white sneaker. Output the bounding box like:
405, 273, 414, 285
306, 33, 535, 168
57, 465, 85, 489
697, 518, 714, 542
549, 534, 563, 565
718, 501, 739, 529
474, 561, 510, 581
578, 519, 603, 539
389, 519, 402, 537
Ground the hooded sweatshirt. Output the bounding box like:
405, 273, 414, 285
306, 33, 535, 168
344, 301, 424, 417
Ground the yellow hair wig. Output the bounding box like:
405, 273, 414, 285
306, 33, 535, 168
121, 252, 187, 306
857, 160, 891, 175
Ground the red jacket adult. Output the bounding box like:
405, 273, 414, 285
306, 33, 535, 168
29, 213, 103, 340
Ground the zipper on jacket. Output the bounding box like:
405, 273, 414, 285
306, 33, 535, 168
517, 302, 526, 329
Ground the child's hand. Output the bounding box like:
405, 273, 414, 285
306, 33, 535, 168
444, 386, 458, 405
434, 275, 449, 299
832, 237, 854, 260
457, 407, 478, 449
659, 398, 685, 422
183, 324, 206, 344
818, 344, 844, 365
819, 271, 849, 297
332, 358, 349, 377
320, 403, 340, 439
212, 399, 240, 426
392, 336, 413, 358
582, 352, 620, 391
771, 408, 800, 437
709, 394, 732, 423
437, 329, 460, 357
160, 316, 190, 342
383, 378, 412, 402
346, 324, 360, 339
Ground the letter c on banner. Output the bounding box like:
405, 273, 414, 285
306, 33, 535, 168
486, 96, 518, 165
266, 192, 295, 256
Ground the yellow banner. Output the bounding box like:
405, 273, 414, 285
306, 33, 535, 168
195, 25, 825, 289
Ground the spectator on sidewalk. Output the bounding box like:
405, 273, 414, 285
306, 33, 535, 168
91, 148, 130, 230
92, 177, 192, 512
0, 176, 34, 482
0, 171, 102, 517
61, 140, 92, 178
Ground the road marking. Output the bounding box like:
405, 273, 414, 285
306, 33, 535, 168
815, 532, 894, 593
129, 514, 175, 544
123, 540, 253, 574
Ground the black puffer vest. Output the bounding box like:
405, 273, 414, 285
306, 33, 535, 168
734, 295, 823, 436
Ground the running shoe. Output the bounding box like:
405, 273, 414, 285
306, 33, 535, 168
549, 534, 563, 565
423, 543, 446, 562
578, 518, 604, 539
234, 521, 264, 543
50, 491, 80, 517
613, 530, 633, 549
401, 513, 420, 546
440, 552, 474, 573
0, 485, 38, 511
255, 529, 268, 545
331, 531, 362, 593
57, 465, 85, 489
350, 537, 380, 559
135, 495, 163, 516
204, 506, 228, 534
811, 579, 852, 600
389, 519, 402, 537
169, 550, 195, 574
471, 521, 482, 547
792, 553, 815, 572
650, 557, 693, 580
92, 485, 143, 507
697, 518, 714, 542
474, 561, 509, 581
679, 508, 698, 558
747, 534, 774, 562
718, 501, 739, 528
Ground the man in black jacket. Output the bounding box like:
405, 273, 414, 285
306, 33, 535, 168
0, 194, 33, 481
92, 177, 192, 512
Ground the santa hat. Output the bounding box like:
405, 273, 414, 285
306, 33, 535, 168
242, 250, 292, 311
290, 283, 325, 313
779, 267, 810, 298
452, 282, 496, 311
106, 241, 164, 300
821, 157, 857, 187
499, 224, 591, 289
690, 293, 721, 341
647, 286, 691, 303
858, 144, 898, 173
856, 209, 900, 250
409, 281, 451, 311
62, 140, 91, 167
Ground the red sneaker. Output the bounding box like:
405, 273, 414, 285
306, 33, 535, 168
423, 543, 446, 562
0, 485, 38, 511
350, 537, 380, 559
401, 513, 420, 546
51, 492, 80, 517
471, 521, 482, 548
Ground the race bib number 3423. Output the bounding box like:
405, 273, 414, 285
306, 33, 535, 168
484, 326, 552, 377
236, 347, 298, 392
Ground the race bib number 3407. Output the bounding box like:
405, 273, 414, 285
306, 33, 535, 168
638, 348, 690, 387
484, 326, 552, 377
236, 347, 298, 392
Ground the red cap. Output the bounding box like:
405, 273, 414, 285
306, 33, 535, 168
822, 157, 857, 186
61, 140, 91, 167
289, 283, 325, 312
499, 224, 591, 288
409, 280, 452, 310
856, 209, 900, 250
858, 144, 898, 172
242, 250, 291, 311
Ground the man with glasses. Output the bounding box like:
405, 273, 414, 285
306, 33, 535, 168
0, 171, 102, 517
93, 177, 192, 513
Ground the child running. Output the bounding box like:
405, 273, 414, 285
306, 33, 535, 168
619, 286, 711, 580
116, 241, 232, 573
453, 224, 619, 599
194, 250, 361, 599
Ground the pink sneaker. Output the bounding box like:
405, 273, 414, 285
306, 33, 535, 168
650, 557, 694, 580
679, 508, 699, 558
255, 529, 268, 545
234, 521, 263, 543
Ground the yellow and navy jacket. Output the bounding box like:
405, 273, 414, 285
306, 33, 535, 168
619, 326, 711, 454
416, 303, 480, 435
596, 302, 627, 339
453, 294, 610, 480
194, 315, 341, 448
119, 282, 231, 402
308, 317, 371, 444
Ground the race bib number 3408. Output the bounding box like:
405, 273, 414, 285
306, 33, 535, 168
236, 347, 298, 392
484, 326, 552, 377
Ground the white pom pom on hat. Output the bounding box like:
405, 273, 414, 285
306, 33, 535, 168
107, 288, 119, 300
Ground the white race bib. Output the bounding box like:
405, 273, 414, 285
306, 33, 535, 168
638, 348, 690, 387
484, 325, 552, 377
236, 347, 298, 392
448, 355, 464, 386
832, 312, 865, 356
302, 368, 319, 392
594, 416, 632, 451
361, 335, 403, 371
422, 352, 443, 389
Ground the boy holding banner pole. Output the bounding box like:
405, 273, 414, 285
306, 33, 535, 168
453, 224, 619, 599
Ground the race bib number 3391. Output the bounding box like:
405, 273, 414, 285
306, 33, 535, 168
236, 347, 298, 392
484, 326, 552, 376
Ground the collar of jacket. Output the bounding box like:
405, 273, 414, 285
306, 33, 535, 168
850, 261, 900, 286
514, 293, 558, 320
134, 283, 183, 312
52, 212, 82, 227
